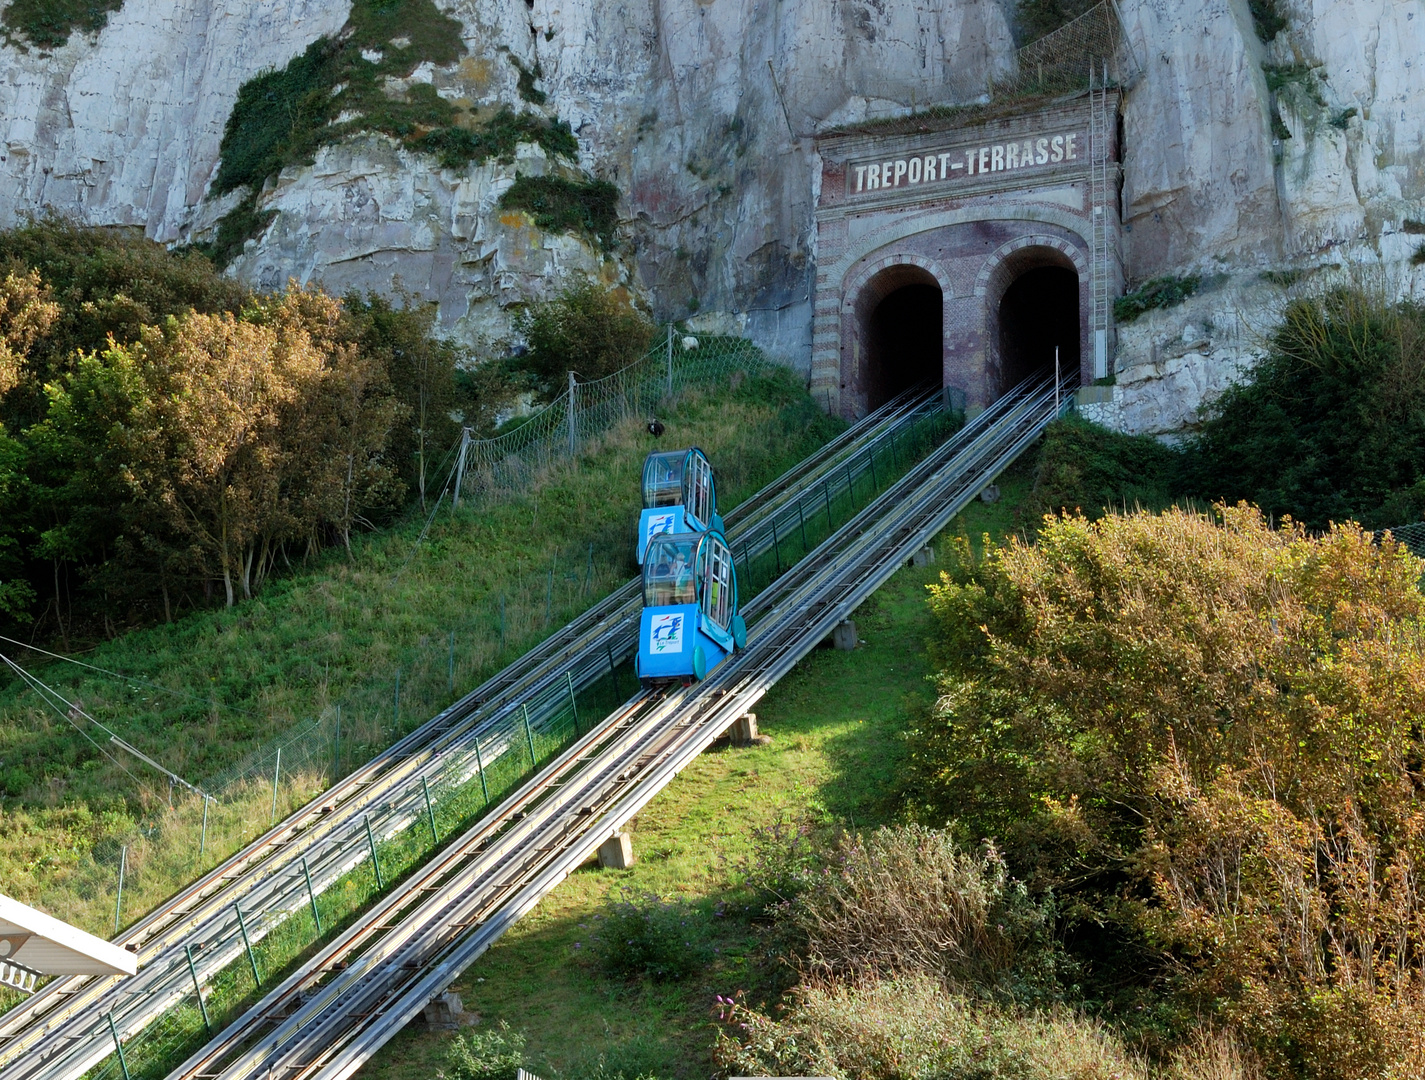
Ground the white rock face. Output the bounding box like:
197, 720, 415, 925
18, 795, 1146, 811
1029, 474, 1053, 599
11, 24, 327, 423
1, 0, 1422, 423
0, 0, 350, 238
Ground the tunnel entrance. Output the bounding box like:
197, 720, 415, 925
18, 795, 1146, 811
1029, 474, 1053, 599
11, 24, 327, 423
860, 268, 943, 411
997, 265, 1079, 393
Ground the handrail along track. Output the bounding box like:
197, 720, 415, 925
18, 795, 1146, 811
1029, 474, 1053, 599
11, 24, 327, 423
0, 388, 947, 1080
160, 375, 1070, 1080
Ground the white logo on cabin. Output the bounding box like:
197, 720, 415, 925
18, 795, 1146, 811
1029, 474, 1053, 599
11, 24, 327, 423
649, 613, 684, 654
647, 512, 677, 544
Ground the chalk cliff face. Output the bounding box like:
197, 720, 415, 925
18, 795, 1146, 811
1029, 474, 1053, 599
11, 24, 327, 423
1, 0, 1422, 426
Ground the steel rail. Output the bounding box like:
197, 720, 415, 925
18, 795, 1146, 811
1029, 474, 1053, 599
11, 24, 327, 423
0, 388, 945, 1080
167, 376, 1068, 1080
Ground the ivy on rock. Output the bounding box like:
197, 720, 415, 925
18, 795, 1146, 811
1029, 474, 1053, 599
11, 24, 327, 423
204, 0, 581, 265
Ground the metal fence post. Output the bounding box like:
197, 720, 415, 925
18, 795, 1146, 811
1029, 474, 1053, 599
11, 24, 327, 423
797, 498, 808, 553
364, 815, 384, 889
302, 857, 323, 935
453, 428, 469, 509
114, 845, 127, 935
270, 748, 281, 825
474, 736, 489, 805
522, 704, 537, 767
199, 796, 210, 862
771, 519, 782, 577
421, 776, 439, 844
107, 1014, 131, 1080
568, 370, 578, 456
666, 326, 674, 396
607, 642, 622, 699
185, 945, 211, 1034
823, 479, 834, 531
234, 903, 261, 987
566, 671, 581, 736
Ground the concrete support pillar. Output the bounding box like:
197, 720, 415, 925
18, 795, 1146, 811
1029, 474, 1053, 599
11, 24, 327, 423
729, 713, 758, 746
598, 832, 635, 869
911, 546, 935, 567
420, 991, 465, 1030
832, 620, 857, 651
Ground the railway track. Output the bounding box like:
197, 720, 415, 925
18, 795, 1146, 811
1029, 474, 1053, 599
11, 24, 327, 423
0, 387, 947, 1080
161, 374, 1071, 1080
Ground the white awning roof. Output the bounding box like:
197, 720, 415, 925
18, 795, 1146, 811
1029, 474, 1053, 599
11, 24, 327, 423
0, 894, 137, 978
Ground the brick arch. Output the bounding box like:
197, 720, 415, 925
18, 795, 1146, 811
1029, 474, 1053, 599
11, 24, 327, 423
837, 251, 952, 417
976, 234, 1090, 395
841, 251, 952, 314
974, 233, 1086, 301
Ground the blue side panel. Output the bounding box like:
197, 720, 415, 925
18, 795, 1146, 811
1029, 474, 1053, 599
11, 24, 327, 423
696, 627, 730, 675
639, 604, 700, 678
637, 506, 688, 564
638, 606, 732, 681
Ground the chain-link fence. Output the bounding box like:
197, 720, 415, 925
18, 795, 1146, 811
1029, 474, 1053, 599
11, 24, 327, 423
455, 330, 766, 505
1384, 522, 1425, 559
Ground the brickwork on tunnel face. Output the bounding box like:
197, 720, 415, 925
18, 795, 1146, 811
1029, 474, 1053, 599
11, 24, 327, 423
811, 94, 1122, 417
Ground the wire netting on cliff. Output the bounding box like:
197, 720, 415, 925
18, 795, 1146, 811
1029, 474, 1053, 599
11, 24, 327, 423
822, 0, 1139, 137
456, 330, 767, 505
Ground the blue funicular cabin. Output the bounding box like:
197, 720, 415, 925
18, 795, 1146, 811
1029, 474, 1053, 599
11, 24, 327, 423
637, 529, 746, 684
636, 448, 725, 565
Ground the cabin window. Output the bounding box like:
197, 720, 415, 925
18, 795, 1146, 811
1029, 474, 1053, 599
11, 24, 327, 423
643, 537, 698, 606
700, 536, 733, 629
642, 452, 685, 508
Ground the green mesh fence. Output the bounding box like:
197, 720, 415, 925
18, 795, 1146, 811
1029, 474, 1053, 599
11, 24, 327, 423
457, 330, 766, 505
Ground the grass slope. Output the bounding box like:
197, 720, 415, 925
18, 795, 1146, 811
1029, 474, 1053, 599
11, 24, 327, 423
0, 367, 840, 941
355, 457, 1035, 1080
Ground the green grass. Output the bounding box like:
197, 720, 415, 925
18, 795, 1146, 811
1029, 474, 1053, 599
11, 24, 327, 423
352, 455, 1035, 1080
0, 366, 842, 942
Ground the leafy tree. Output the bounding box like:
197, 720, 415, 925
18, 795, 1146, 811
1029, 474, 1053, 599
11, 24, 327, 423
344, 292, 459, 506
513, 282, 653, 399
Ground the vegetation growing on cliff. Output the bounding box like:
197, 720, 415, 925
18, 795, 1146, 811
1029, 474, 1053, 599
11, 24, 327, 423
498, 175, 621, 253
1112, 274, 1201, 323
203, 0, 578, 266
1184, 289, 1425, 530
1248, 0, 1288, 42
0, 0, 123, 49
1012, 0, 1099, 45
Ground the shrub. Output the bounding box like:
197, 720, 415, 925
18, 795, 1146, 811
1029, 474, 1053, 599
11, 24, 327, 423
1182, 288, 1425, 529
1248, 0, 1288, 42
498, 175, 620, 251
714, 975, 1145, 1080
907, 503, 1425, 1075
787, 825, 1063, 999
443, 1022, 525, 1080
730, 813, 830, 916
1019, 415, 1179, 526
589, 891, 712, 982
513, 283, 653, 398
1113, 274, 1201, 323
